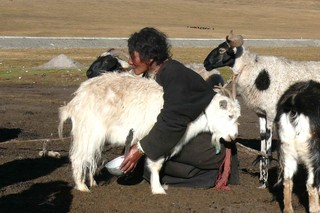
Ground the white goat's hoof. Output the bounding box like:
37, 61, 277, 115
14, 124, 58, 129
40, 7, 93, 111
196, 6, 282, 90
283, 207, 294, 213
75, 184, 90, 192
258, 183, 267, 189
309, 207, 320, 213
152, 187, 167, 195
89, 180, 97, 187
163, 184, 168, 190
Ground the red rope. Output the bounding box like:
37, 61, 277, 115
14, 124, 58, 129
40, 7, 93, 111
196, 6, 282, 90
214, 147, 232, 190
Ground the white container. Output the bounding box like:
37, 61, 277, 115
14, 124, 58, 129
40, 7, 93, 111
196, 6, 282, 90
105, 155, 125, 176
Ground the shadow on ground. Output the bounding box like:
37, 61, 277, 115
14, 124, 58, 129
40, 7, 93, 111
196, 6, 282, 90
0, 156, 69, 189
0, 128, 22, 142
0, 181, 73, 213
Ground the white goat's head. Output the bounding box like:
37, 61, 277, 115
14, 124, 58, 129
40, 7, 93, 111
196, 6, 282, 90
206, 87, 241, 143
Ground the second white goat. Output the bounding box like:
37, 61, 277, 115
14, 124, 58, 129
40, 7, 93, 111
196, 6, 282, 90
58, 72, 240, 194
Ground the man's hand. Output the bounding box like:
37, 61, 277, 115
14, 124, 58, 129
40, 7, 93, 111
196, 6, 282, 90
120, 143, 144, 174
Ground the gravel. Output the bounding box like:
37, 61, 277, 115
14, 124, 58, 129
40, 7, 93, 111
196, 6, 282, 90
1, 36, 320, 49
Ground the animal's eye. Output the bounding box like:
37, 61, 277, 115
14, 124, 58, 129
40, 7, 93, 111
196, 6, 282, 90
289, 111, 297, 118
289, 111, 298, 123
229, 115, 233, 119
219, 48, 226, 54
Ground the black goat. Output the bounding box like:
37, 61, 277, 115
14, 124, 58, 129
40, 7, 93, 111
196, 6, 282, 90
86, 49, 130, 78
276, 80, 320, 213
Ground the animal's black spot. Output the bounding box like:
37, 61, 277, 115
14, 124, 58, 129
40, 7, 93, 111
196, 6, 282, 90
255, 69, 270, 91
259, 128, 271, 141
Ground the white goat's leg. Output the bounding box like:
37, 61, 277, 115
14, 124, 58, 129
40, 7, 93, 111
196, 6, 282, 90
307, 184, 320, 213
71, 162, 90, 192
147, 158, 166, 194
211, 134, 221, 154
283, 152, 297, 213
306, 166, 320, 213
265, 124, 273, 184
70, 141, 90, 192
283, 178, 294, 213
258, 117, 271, 188
89, 173, 97, 187
70, 128, 106, 192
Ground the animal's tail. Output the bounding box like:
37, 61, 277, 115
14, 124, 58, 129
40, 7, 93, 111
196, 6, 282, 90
58, 105, 71, 138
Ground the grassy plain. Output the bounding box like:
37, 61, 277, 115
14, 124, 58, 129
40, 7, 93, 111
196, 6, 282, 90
1, 0, 319, 86
0, 1, 320, 212
1, 0, 320, 39
1, 47, 319, 86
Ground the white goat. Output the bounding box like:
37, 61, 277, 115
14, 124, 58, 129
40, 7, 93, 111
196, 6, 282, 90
58, 72, 240, 194
203, 31, 320, 188
276, 80, 320, 213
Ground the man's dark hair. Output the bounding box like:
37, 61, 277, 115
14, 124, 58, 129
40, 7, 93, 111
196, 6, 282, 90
128, 27, 171, 65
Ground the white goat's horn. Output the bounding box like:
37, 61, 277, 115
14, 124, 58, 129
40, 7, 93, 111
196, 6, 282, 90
214, 84, 233, 100
226, 30, 244, 48
108, 49, 130, 59
232, 76, 237, 100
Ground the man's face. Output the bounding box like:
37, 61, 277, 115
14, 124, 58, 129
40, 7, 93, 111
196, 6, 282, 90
128, 51, 150, 75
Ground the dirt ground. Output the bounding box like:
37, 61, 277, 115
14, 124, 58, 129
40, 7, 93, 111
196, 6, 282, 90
0, 83, 310, 213
1, 0, 318, 212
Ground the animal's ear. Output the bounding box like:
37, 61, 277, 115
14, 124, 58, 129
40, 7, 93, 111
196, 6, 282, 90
116, 57, 130, 69
219, 99, 228, 110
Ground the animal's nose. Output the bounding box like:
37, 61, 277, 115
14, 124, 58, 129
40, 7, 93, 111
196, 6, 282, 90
231, 133, 238, 141
225, 133, 238, 142
203, 61, 211, 71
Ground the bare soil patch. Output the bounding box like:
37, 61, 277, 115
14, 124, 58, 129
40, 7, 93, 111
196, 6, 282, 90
1, 0, 319, 212
0, 83, 309, 213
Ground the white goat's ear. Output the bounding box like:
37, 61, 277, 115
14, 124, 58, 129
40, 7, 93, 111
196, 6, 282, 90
219, 99, 228, 110
100, 52, 112, 57
117, 58, 130, 69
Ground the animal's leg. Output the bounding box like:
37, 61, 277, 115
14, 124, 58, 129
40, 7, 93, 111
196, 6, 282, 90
259, 117, 271, 188
71, 161, 90, 192
147, 158, 166, 194
282, 147, 298, 213
306, 167, 320, 213
283, 178, 294, 213
89, 173, 97, 187
70, 126, 106, 192
70, 137, 96, 192
70, 140, 90, 192
211, 134, 221, 154
307, 185, 320, 213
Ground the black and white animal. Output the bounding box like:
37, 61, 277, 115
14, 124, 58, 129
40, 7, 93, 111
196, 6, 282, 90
276, 80, 320, 213
58, 72, 240, 194
86, 48, 130, 78
86, 50, 225, 88
203, 31, 320, 188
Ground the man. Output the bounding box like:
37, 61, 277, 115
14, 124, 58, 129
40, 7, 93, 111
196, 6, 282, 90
119, 27, 239, 188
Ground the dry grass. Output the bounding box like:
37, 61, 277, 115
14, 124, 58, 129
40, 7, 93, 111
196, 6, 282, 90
1, 0, 320, 39
1, 46, 319, 86
1, 0, 320, 85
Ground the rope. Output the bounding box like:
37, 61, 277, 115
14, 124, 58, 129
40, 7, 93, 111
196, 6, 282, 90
213, 147, 232, 190
0, 137, 71, 144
